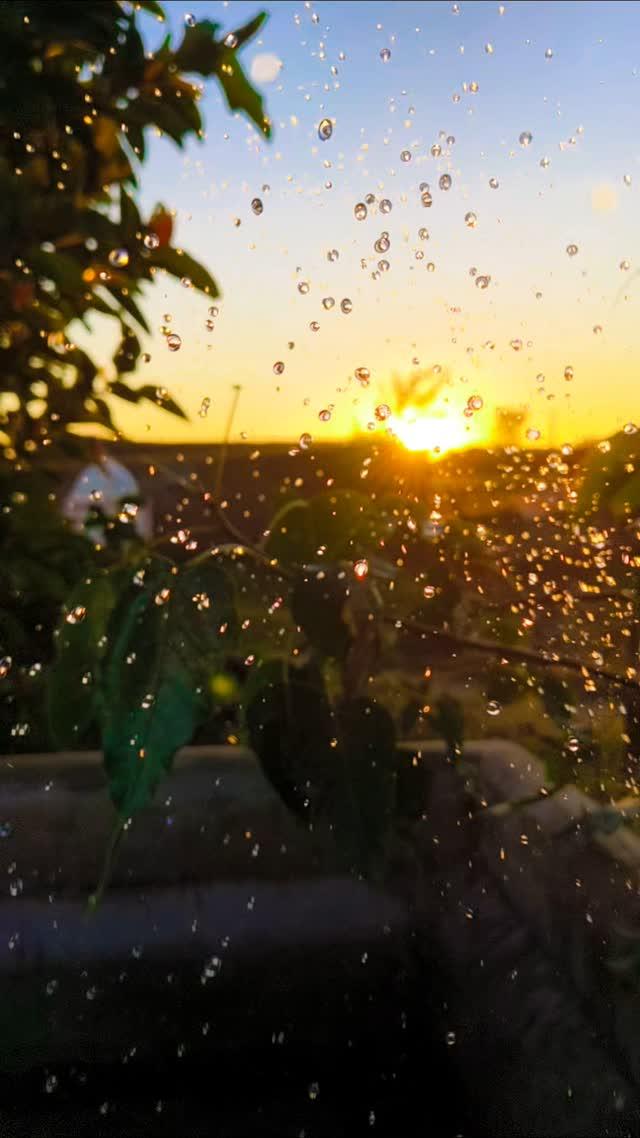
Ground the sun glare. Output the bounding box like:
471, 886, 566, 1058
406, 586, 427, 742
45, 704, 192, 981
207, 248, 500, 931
390, 410, 477, 456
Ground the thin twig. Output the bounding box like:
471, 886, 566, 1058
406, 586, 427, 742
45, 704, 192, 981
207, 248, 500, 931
214, 384, 242, 501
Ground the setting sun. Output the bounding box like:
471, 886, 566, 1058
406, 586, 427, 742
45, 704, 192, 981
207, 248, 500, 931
390, 410, 478, 456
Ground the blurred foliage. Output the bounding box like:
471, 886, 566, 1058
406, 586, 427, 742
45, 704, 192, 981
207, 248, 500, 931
0, 1, 269, 456
577, 431, 640, 519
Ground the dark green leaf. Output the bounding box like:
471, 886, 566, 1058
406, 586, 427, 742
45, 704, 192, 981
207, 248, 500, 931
152, 244, 219, 296
291, 570, 351, 659
47, 574, 117, 748
263, 499, 315, 564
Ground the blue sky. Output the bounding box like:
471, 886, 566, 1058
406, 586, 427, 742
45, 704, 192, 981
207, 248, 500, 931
102, 1, 640, 449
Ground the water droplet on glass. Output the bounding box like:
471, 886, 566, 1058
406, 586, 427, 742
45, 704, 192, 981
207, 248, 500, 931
224, 32, 238, 49
379, 198, 392, 214
375, 403, 391, 421
0, 821, 12, 839
464, 211, 477, 228
510, 338, 522, 352
623, 173, 633, 187
486, 700, 501, 717
66, 605, 86, 625
185, 13, 196, 27
427, 261, 436, 272
144, 232, 159, 250
624, 422, 638, 435
423, 585, 436, 599
540, 156, 550, 168
354, 202, 368, 221
166, 333, 182, 351
567, 736, 579, 754
309, 1081, 320, 1101
355, 367, 370, 386
322, 297, 335, 310
354, 559, 369, 579
45, 1075, 58, 1094
489, 177, 499, 189
380, 48, 391, 62
468, 394, 483, 411
327, 248, 339, 262
340, 297, 353, 314
374, 233, 390, 254
593, 324, 603, 335
318, 118, 333, 141
421, 189, 433, 208
564, 365, 574, 381
566, 244, 578, 257
527, 427, 541, 441
446, 1031, 457, 1046
251, 197, 263, 215
298, 281, 310, 295
299, 432, 312, 450
519, 131, 533, 147
273, 361, 285, 375
310, 320, 320, 331
475, 275, 491, 289
400, 150, 412, 163
199, 397, 211, 418
439, 174, 452, 191
620, 259, 631, 271
108, 248, 129, 268
318, 409, 331, 422
545, 47, 553, 59
0, 657, 12, 679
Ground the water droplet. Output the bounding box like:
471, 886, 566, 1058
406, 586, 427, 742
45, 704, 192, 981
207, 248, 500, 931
251, 197, 263, 215
564, 365, 574, 381
354, 202, 368, 221
0, 657, 12, 679
108, 248, 129, 268
475, 275, 491, 289
374, 232, 390, 254
593, 324, 603, 335
199, 397, 211, 418
519, 131, 533, 147
485, 41, 494, 54
166, 333, 182, 351
340, 297, 353, 314
540, 156, 550, 168
318, 409, 332, 422
624, 422, 638, 435
298, 281, 310, 294
45, 1075, 58, 1094
184, 13, 196, 27
273, 361, 285, 375
620, 259, 631, 271
464, 211, 477, 228
322, 296, 335, 310
423, 585, 436, 599
567, 736, 579, 754
355, 367, 370, 386
439, 174, 452, 191
446, 1031, 457, 1046
421, 189, 433, 207
624, 173, 633, 187
426, 261, 436, 272
418, 228, 430, 242
224, 32, 238, 49
379, 198, 392, 214
489, 176, 499, 189
310, 320, 320, 332
566, 244, 578, 257
380, 48, 391, 62
375, 403, 391, 421
308, 1082, 320, 1101
318, 118, 333, 141
400, 149, 412, 163
299, 432, 312, 450
526, 427, 541, 441
144, 232, 159, 250
353, 559, 369, 579
468, 394, 483, 411
510, 338, 523, 352
544, 47, 553, 59
0, 821, 12, 839
327, 248, 339, 262
486, 700, 501, 717
66, 605, 86, 625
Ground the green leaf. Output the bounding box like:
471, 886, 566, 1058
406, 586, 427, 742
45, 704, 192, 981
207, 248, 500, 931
230, 12, 268, 49
104, 286, 151, 332
263, 499, 315, 564
245, 657, 335, 821
47, 574, 118, 748
309, 490, 372, 561
136, 384, 188, 420
152, 244, 219, 296
215, 46, 272, 137
291, 569, 351, 659
334, 698, 396, 876
102, 559, 236, 815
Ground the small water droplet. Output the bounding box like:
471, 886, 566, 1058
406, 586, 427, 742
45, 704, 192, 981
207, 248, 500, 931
375, 403, 391, 421
566, 244, 578, 257
380, 48, 391, 62
308, 1081, 320, 1101
354, 202, 368, 221
540, 156, 550, 168
144, 232, 159, 250
620, 259, 631, 271
526, 427, 541, 441
318, 118, 333, 141
273, 361, 285, 375
327, 248, 339, 262
224, 32, 238, 49
353, 559, 369, 579
184, 13, 196, 27
464, 211, 477, 228
355, 367, 370, 386
318, 409, 332, 422
400, 149, 412, 163
468, 394, 483, 410
593, 324, 603, 335
623, 173, 633, 187
545, 47, 553, 59
0, 657, 12, 679
439, 174, 452, 191
166, 333, 182, 351
340, 297, 353, 314
66, 605, 86, 625
519, 131, 533, 148
489, 176, 499, 189
564, 365, 574, 381
299, 432, 312, 450
486, 701, 501, 717
475, 275, 491, 289
298, 280, 310, 294
624, 422, 638, 435
108, 248, 129, 268
251, 197, 263, 215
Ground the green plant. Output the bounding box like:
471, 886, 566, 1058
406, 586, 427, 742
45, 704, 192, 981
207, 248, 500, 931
0, 0, 270, 456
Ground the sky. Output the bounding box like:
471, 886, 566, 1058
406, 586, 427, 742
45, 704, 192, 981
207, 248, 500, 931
92, 0, 640, 451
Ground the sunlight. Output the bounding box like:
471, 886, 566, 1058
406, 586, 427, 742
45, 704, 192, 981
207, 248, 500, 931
390, 409, 476, 456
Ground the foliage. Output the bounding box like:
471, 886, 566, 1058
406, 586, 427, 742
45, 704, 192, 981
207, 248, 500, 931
0, 1, 269, 455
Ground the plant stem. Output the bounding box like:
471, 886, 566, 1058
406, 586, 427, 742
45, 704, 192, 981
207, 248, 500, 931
87, 815, 126, 913
214, 384, 242, 501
